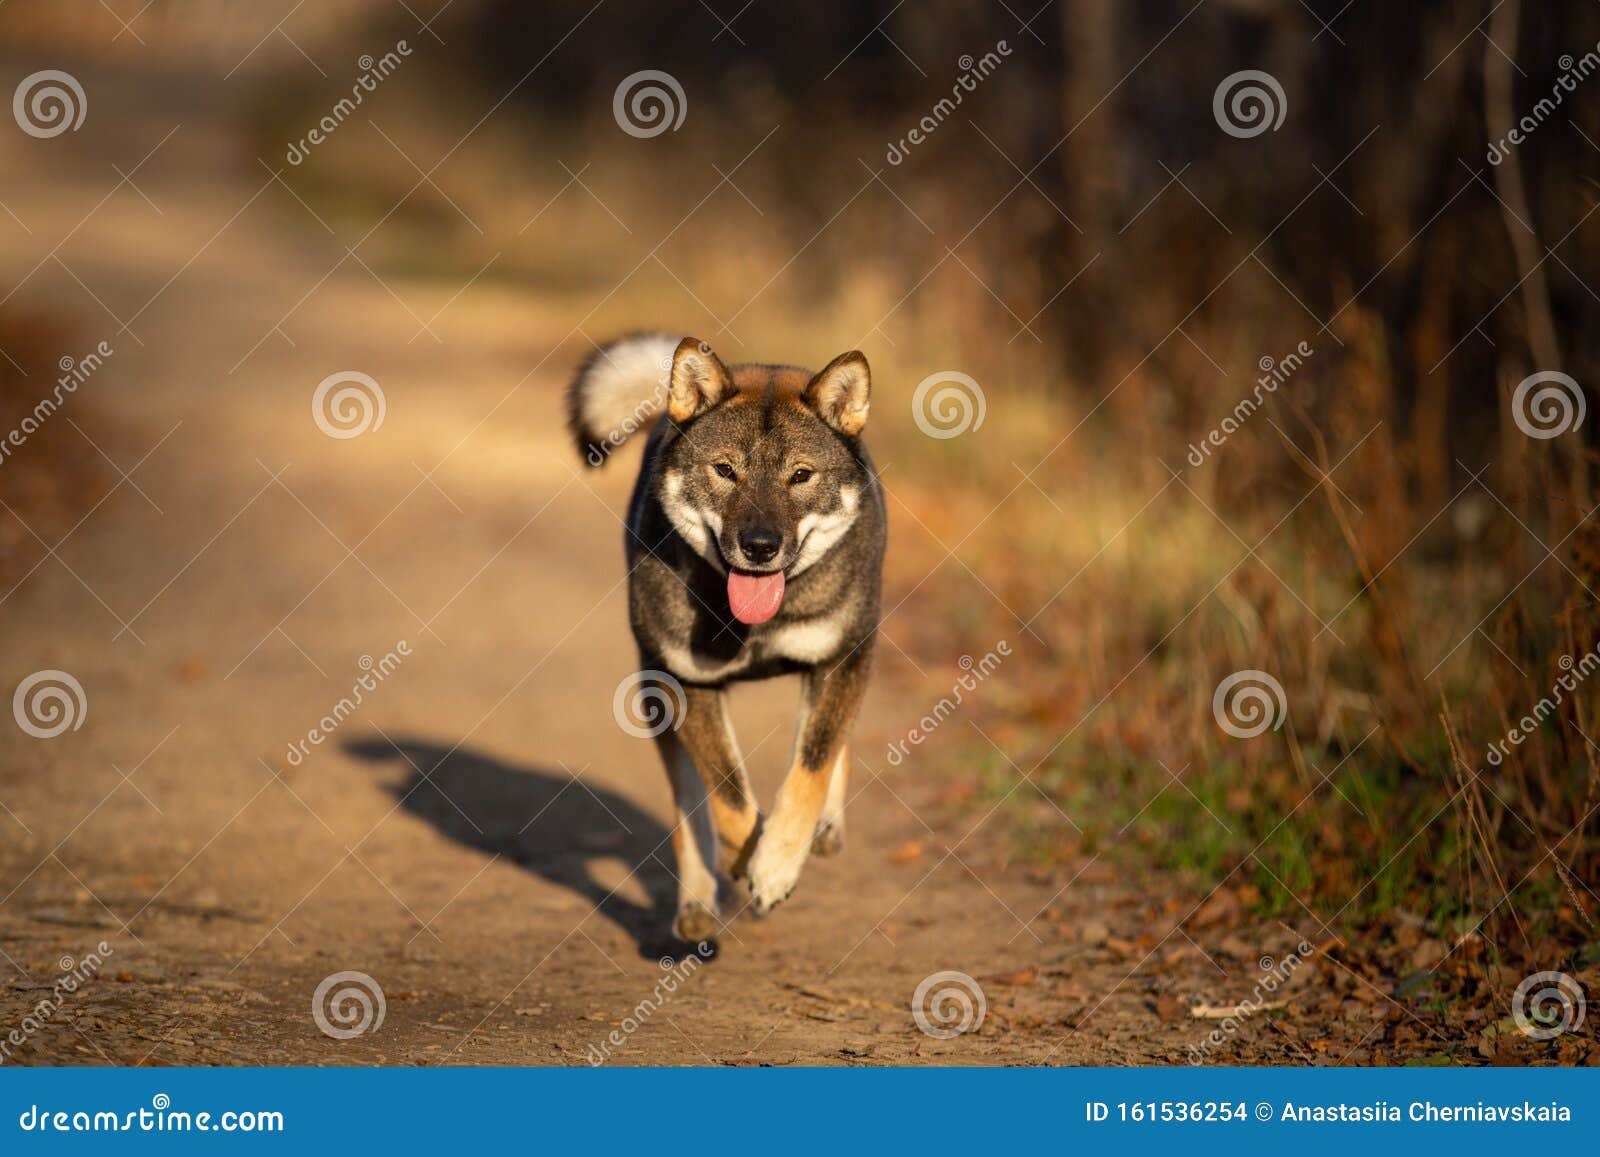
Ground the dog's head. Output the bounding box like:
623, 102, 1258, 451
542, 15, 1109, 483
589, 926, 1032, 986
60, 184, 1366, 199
656, 337, 872, 625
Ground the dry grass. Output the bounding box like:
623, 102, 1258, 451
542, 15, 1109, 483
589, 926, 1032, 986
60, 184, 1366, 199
880, 309, 1600, 983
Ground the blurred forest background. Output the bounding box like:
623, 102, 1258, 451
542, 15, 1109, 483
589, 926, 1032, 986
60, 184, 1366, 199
2, 0, 1599, 1062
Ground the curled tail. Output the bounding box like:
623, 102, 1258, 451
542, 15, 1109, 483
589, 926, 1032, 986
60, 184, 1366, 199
567, 332, 682, 466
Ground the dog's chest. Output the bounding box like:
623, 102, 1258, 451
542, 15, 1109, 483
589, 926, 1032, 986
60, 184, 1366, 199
660, 614, 847, 682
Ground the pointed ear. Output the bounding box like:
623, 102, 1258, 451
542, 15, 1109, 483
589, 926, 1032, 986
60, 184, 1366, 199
803, 351, 871, 435
668, 337, 733, 423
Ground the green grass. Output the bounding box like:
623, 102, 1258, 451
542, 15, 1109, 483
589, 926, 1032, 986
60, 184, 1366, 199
963, 726, 1552, 931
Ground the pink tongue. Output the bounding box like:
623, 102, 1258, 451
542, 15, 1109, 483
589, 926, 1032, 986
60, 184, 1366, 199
727, 569, 785, 625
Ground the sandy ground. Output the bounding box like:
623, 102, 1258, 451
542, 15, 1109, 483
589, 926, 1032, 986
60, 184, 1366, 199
0, 55, 1327, 1068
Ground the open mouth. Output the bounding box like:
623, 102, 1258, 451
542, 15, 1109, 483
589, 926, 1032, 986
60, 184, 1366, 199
726, 567, 786, 625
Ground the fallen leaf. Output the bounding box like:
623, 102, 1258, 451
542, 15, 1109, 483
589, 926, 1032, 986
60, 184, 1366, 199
1217, 934, 1256, 959
889, 839, 924, 865
1190, 1001, 1287, 1019
1192, 889, 1241, 927
1410, 938, 1447, 970
1154, 994, 1188, 1021
978, 967, 1037, 987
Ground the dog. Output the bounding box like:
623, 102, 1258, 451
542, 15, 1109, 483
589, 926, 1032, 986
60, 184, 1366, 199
568, 333, 885, 940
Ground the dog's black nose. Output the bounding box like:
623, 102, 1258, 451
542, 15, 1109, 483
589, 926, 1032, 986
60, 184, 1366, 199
738, 528, 781, 566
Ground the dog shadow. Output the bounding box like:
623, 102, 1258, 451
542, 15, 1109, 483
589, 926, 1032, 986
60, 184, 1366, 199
344, 735, 702, 960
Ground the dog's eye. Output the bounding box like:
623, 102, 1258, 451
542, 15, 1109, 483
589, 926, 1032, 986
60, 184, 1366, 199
789, 468, 814, 485
713, 463, 737, 481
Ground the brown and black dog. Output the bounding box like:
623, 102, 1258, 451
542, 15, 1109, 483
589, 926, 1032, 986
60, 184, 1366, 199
568, 334, 885, 940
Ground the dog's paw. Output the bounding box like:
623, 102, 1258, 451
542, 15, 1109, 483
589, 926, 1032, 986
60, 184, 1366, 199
673, 901, 720, 943
747, 840, 804, 916
810, 818, 845, 857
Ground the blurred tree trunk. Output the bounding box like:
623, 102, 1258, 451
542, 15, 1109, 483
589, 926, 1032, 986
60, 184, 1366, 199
1056, 0, 1123, 372
1485, 0, 1586, 514
1057, 0, 1121, 241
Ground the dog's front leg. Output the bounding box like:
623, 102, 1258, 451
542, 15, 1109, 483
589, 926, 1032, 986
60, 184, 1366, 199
656, 730, 724, 942
748, 649, 871, 915
811, 744, 849, 857
673, 685, 763, 878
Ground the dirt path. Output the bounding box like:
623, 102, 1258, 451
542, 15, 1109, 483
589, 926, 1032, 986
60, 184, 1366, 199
0, 55, 1320, 1068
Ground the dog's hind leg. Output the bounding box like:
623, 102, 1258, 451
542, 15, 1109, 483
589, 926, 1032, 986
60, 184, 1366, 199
811, 745, 849, 857
748, 650, 871, 914
674, 685, 762, 880
656, 731, 722, 942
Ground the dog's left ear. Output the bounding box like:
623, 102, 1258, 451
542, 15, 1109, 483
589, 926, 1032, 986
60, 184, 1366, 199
803, 351, 871, 436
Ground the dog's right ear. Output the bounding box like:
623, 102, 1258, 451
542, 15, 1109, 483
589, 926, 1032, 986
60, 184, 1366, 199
668, 337, 733, 423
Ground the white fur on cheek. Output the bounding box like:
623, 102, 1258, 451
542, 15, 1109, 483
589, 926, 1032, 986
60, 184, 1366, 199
660, 471, 725, 571
789, 485, 861, 576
